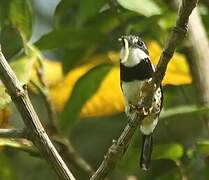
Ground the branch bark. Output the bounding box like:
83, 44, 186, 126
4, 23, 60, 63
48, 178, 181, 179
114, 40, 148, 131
0, 49, 75, 180
90, 0, 198, 179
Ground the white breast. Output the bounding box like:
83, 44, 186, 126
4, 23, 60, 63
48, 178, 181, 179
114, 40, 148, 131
122, 80, 143, 104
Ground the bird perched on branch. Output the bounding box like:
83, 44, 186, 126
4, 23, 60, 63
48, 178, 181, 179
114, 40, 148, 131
119, 35, 163, 170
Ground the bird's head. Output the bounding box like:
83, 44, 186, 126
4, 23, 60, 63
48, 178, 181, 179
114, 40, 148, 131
118, 35, 149, 67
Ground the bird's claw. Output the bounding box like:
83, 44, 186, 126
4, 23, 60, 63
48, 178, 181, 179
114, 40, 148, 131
129, 103, 153, 116
142, 107, 148, 115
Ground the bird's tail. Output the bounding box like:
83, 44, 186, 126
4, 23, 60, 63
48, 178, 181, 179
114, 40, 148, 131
140, 134, 153, 171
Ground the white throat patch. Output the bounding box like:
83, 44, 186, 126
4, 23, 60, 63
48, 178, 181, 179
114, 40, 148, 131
120, 47, 148, 67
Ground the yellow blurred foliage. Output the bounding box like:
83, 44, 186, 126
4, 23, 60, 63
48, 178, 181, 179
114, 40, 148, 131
80, 67, 124, 117
148, 41, 192, 85
43, 60, 63, 86
0, 108, 11, 128
49, 55, 109, 113
46, 41, 192, 118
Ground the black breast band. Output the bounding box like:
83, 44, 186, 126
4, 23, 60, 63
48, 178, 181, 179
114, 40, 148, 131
120, 58, 154, 82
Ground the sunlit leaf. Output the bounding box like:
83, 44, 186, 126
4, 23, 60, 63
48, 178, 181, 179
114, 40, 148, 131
80, 67, 124, 118
196, 140, 209, 154
60, 63, 112, 134
42, 60, 63, 86
49, 58, 103, 109
158, 12, 176, 30
0, 138, 36, 155
117, 0, 161, 17
153, 143, 184, 161
0, 56, 34, 110
9, 0, 32, 40
10, 56, 34, 84
148, 41, 192, 85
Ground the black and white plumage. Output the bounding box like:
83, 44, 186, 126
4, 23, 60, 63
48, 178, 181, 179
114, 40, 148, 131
119, 35, 163, 170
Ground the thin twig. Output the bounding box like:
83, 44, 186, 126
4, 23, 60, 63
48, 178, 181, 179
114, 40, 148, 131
0, 137, 38, 156
30, 80, 58, 133
0, 48, 76, 180
31, 69, 94, 176
0, 128, 26, 138
35, 66, 59, 131
90, 0, 198, 179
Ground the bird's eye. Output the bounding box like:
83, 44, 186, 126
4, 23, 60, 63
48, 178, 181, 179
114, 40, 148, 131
137, 41, 144, 46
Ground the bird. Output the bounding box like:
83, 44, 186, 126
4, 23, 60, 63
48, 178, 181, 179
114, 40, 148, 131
119, 35, 163, 171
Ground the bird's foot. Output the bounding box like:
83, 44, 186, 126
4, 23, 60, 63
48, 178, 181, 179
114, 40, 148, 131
129, 103, 151, 116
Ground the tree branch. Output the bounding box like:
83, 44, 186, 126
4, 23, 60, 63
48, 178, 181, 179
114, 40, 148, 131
153, 0, 198, 86
90, 0, 198, 179
0, 128, 26, 138
0, 48, 75, 180
0, 137, 38, 156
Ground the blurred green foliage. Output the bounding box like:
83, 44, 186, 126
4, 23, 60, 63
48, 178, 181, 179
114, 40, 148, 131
0, 0, 209, 180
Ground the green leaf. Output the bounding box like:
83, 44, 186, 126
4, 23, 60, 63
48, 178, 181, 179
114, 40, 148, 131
158, 12, 176, 30
0, 138, 37, 155
77, 0, 107, 25
9, 0, 32, 40
54, 0, 107, 26
161, 105, 209, 120
10, 56, 33, 84
0, 25, 23, 60
86, 9, 122, 33
54, 0, 75, 26
153, 143, 184, 161
35, 27, 106, 50
0, 0, 10, 28
117, 0, 161, 17
60, 63, 112, 135
61, 46, 95, 73
196, 140, 209, 154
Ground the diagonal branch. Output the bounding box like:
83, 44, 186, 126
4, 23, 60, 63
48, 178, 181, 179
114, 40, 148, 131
0, 48, 75, 180
153, 0, 198, 86
90, 0, 198, 179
